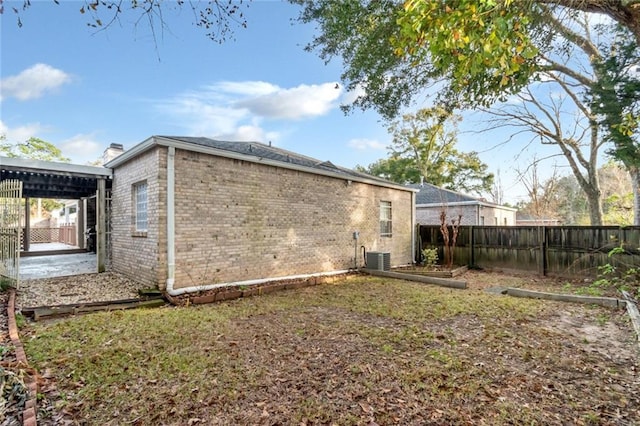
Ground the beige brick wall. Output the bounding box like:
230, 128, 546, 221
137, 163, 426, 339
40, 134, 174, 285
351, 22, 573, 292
172, 149, 413, 289
110, 147, 165, 285
111, 146, 414, 289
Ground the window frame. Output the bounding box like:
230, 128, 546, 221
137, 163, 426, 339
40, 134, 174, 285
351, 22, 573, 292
133, 181, 148, 235
379, 200, 392, 237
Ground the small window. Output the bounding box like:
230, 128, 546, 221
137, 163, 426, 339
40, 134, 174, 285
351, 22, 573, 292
480, 216, 485, 225
504, 217, 507, 226
380, 201, 392, 237
134, 181, 148, 232
494, 217, 498, 225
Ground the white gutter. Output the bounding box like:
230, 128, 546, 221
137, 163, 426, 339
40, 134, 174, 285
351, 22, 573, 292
163, 143, 351, 295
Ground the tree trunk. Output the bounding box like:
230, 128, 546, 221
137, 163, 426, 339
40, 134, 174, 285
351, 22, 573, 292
585, 186, 604, 226
631, 167, 640, 226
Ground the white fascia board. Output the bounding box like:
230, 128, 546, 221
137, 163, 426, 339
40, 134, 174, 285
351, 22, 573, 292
107, 136, 416, 193
0, 155, 112, 177
103, 136, 156, 168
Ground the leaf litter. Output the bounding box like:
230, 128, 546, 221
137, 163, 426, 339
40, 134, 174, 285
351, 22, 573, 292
12, 273, 640, 425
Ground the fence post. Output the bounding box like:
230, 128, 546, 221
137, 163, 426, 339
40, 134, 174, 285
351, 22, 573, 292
539, 226, 548, 276
469, 225, 475, 268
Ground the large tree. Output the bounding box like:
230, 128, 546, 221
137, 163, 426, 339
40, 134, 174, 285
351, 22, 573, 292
517, 162, 633, 225
590, 25, 640, 224
357, 107, 494, 194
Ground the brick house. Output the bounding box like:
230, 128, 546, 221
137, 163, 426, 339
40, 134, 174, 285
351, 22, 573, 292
407, 182, 517, 226
105, 136, 416, 295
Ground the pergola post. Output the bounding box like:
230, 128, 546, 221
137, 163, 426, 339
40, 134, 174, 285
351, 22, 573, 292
23, 196, 30, 253
77, 199, 85, 250
96, 179, 106, 272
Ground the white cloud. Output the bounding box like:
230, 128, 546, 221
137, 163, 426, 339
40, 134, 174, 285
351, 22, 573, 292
0, 120, 46, 142
58, 134, 103, 164
236, 82, 341, 119
216, 125, 281, 143
0, 63, 71, 101
348, 138, 387, 151
158, 96, 249, 136
157, 80, 341, 141
209, 81, 279, 97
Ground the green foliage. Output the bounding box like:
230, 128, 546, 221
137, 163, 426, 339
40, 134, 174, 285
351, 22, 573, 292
294, 0, 550, 118
294, 0, 640, 119
590, 25, 640, 171
0, 137, 70, 162
421, 247, 439, 269
358, 107, 494, 194
393, 0, 539, 107
582, 244, 640, 297
15, 313, 26, 329
0, 277, 14, 292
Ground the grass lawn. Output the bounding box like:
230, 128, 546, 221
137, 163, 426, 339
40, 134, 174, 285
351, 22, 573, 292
25, 275, 639, 425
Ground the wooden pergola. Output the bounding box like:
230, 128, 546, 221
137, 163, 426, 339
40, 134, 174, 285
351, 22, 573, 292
0, 156, 112, 272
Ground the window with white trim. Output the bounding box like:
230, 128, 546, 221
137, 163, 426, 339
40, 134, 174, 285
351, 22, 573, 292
380, 201, 392, 237
134, 181, 148, 232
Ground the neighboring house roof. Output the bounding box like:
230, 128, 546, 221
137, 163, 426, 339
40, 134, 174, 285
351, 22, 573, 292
105, 136, 415, 193
406, 182, 516, 211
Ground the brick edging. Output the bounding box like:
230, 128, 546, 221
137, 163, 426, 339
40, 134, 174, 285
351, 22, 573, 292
8, 289, 38, 426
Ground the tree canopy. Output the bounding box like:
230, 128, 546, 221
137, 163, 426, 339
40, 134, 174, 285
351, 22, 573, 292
0, 136, 70, 162
357, 107, 494, 195
294, 0, 640, 118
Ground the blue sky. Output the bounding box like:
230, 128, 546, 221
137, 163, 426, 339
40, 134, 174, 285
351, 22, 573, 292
0, 0, 575, 204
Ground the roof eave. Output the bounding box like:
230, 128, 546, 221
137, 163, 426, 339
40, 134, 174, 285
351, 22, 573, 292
107, 136, 416, 193
0, 156, 112, 178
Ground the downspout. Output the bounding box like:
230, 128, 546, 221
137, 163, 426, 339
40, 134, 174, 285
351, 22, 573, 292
166, 146, 176, 292
164, 144, 349, 296
411, 191, 416, 264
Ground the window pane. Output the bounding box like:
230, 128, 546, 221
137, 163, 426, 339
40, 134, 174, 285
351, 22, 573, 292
135, 182, 148, 231
380, 201, 392, 236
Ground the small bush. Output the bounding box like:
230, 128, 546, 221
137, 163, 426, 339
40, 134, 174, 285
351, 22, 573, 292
421, 248, 439, 269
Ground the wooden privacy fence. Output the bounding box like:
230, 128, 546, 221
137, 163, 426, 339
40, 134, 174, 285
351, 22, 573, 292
418, 225, 640, 277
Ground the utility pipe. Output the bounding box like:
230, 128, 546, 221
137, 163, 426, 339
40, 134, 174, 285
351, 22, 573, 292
411, 191, 416, 264
163, 146, 351, 296
166, 146, 176, 291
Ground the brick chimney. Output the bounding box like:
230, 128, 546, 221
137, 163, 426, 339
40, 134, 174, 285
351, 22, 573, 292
102, 143, 124, 165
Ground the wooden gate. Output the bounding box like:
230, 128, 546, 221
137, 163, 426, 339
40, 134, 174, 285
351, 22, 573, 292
0, 180, 23, 288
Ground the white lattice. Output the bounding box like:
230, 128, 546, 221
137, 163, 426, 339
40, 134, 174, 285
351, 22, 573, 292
0, 180, 22, 288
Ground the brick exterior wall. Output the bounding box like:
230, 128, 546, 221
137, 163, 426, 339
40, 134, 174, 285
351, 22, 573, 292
417, 204, 516, 226
111, 146, 414, 289
110, 147, 166, 285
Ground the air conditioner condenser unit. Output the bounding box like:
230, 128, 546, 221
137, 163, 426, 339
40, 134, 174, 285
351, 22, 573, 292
366, 251, 391, 271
